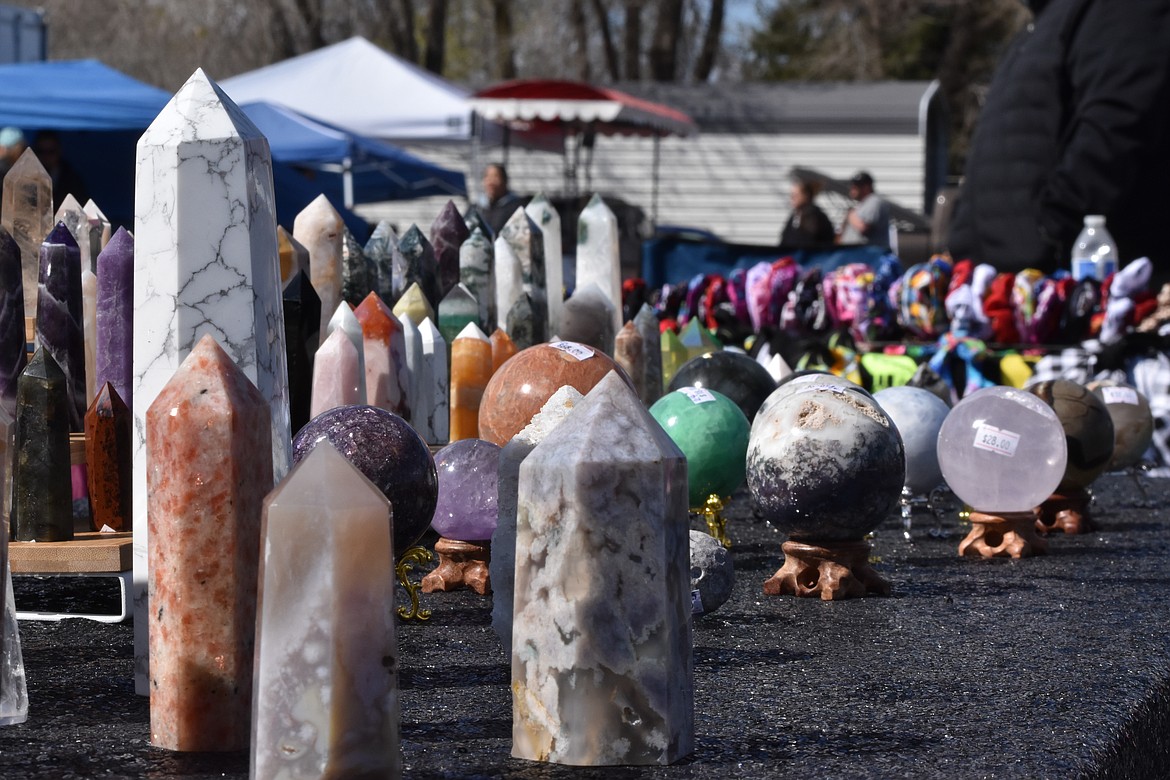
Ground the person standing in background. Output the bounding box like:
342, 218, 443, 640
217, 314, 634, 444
947, 0, 1170, 284
780, 177, 834, 247
479, 162, 526, 236
837, 171, 891, 250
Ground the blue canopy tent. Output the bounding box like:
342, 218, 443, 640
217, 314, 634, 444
240, 101, 466, 209
0, 60, 459, 240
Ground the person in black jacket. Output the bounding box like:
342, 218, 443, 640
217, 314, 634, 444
947, 0, 1170, 282
780, 177, 834, 248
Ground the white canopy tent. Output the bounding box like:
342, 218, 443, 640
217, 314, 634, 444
220, 36, 471, 141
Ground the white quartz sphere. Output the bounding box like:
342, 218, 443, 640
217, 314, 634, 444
875, 386, 950, 494
937, 386, 1067, 512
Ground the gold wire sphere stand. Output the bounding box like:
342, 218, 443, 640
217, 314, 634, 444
396, 545, 433, 621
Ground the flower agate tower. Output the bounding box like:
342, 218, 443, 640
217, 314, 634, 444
251, 443, 400, 779
133, 69, 290, 694
512, 372, 693, 766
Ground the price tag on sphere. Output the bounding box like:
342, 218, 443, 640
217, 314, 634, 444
691, 589, 704, 614
549, 341, 594, 361
972, 423, 1020, 457
1102, 386, 1139, 406
679, 387, 717, 404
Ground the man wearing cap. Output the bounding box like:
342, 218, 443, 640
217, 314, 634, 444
838, 171, 891, 250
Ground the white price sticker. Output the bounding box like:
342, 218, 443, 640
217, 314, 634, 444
549, 341, 594, 361
679, 387, 717, 404
973, 423, 1021, 457
691, 589, 704, 614
1101, 386, 1139, 406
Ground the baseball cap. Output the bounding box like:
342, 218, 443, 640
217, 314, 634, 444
850, 171, 874, 187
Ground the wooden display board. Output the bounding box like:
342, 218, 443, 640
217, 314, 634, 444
9, 532, 133, 574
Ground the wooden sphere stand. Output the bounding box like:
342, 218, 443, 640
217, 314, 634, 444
421, 538, 491, 595
1036, 487, 1094, 535
764, 540, 890, 601
958, 510, 1047, 559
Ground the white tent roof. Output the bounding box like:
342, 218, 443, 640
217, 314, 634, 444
220, 36, 471, 141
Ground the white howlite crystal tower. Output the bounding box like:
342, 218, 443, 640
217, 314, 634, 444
494, 235, 524, 339
512, 371, 693, 766
251, 443, 401, 780
526, 194, 564, 335
133, 68, 291, 694
575, 194, 622, 337
490, 385, 584, 654
419, 317, 448, 445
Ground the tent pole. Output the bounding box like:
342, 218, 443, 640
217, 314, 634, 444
470, 112, 481, 205
651, 134, 661, 229
343, 156, 354, 210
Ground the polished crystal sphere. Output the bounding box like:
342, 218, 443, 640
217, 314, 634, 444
432, 438, 501, 541
753, 372, 869, 438
874, 386, 950, 494
293, 405, 438, 555
477, 341, 630, 446
650, 387, 750, 505
936, 386, 1067, 512
667, 350, 777, 422
1087, 380, 1154, 471
747, 383, 904, 542
1028, 379, 1114, 490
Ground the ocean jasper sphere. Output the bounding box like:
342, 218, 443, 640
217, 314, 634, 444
432, 439, 501, 541
1028, 379, 1115, 490
874, 386, 950, 494
293, 405, 438, 555
650, 387, 750, 505
667, 350, 778, 422
478, 341, 631, 446
937, 386, 1067, 512
1088, 380, 1154, 470
747, 384, 904, 542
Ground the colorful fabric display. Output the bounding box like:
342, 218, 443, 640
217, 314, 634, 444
897, 256, 952, 339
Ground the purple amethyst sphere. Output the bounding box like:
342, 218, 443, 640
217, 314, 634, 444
432, 438, 502, 542
292, 404, 438, 555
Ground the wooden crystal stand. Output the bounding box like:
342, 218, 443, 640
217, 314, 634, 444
421, 538, 491, 595
1036, 487, 1094, 535
9, 531, 133, 622
959, 511, 1047, 558
764, 540, 890, 601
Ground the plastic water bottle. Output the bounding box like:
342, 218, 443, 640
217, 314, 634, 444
1071, 215, 1117, 281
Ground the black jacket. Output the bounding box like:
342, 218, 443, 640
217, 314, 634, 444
948, 0, 1170, 280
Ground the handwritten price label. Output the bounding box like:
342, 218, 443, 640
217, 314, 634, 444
679, 387, 717, 404
973, 424, 1020, 457
1101, 386, 1139, 406
549, 341, 593, 361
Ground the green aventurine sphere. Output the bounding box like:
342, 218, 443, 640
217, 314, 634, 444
651, 386, 751, 506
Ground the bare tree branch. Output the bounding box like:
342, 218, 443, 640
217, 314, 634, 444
423, 0, 448, 73
648, 0, 683, 81
590, 0, 622, 82
692, 0, 725, 82
622, 0, 644, 80
491, 0, 517, 79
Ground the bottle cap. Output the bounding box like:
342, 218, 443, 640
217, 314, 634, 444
1085, 215, 1106, 226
